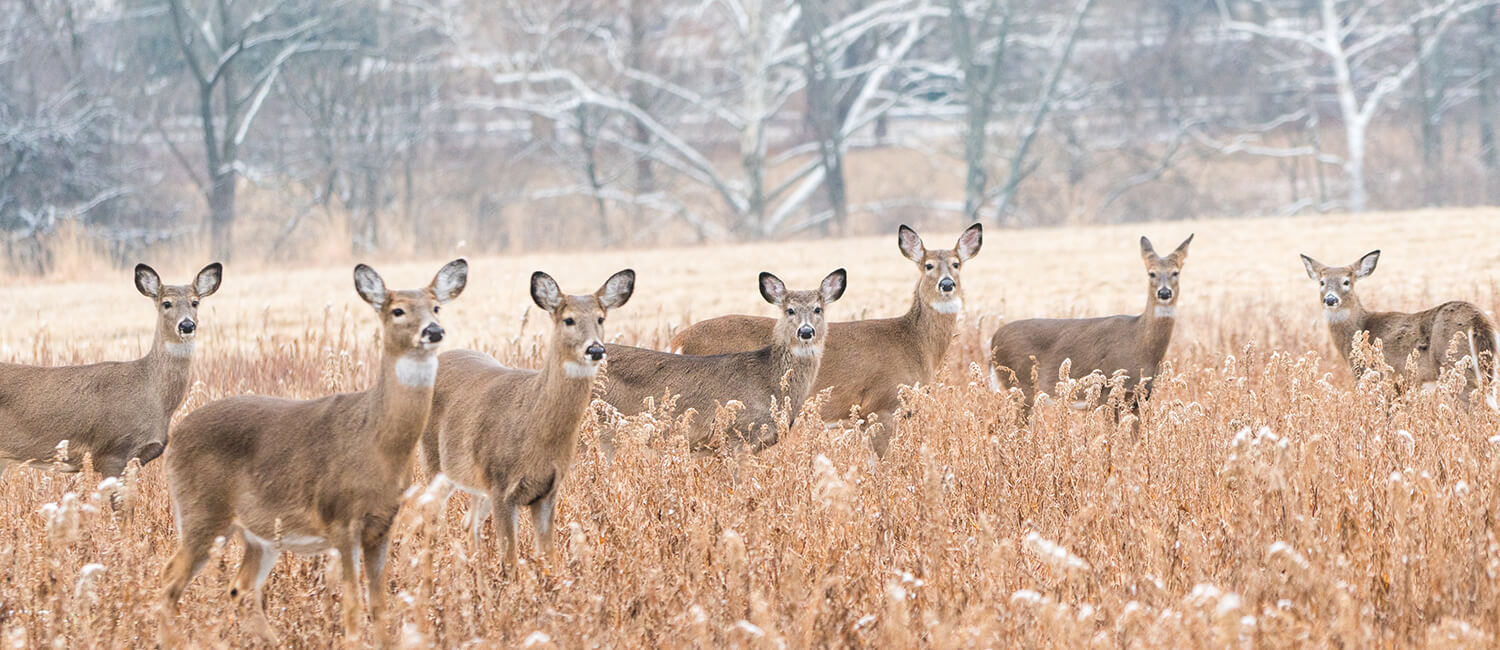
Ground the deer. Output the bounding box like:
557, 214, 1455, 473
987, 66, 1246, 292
671, 224, 981, 455
988, 235, 1193, 413
0, 263, 221, 477
1300, 250, 1497, 406
420, 269, 635, 567
158, 259, 467, 645
602, 269, 846, 452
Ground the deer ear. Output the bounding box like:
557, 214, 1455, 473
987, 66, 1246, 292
898, 225, 925, 263
758, 272, 787, 305
1354, 250, 1380, 279
1299, 254, 1324, 281
1139, 236, 1158, 261
430, 258, 468, 303
531, 271, 563, 312
596, 269, 635, 310
954, 223, 983, 261
1168, 234, 1193, 264
820, 268, 847, 303
134, 264, 162, 299
353, 264, 387, 308
194, 262, 223, 297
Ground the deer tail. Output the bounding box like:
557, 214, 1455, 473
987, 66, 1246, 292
1467, 315, 1498, 410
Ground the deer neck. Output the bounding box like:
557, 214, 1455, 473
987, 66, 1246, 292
370, 345, 439, 465
768, 334, 823, 411
1139, 296, 1177, 359
1324, 295, 1369, 361
144, 329, 195, 418
901, 283, 959, 377
531, 343, 598, 457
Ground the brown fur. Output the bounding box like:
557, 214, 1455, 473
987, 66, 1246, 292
605, 269, 846, 452
1302, 250, 1497, 402
158, 260, 467, 645
420, 269, 634, 568
989, 235, 1193, 409
0, 263, 221, 476
671, 224, 981, 455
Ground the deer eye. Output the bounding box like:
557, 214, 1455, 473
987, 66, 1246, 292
564, 318, 576, 326
433, 306, 440, 314
951, 262, 959, 269
1342, 279, 1350, 287
392, 308, 405, 317
924, 263, 934, 270
597, 316, 604, 325
191, 300, 199, 308
1148, 272, 1157, 279
786, 308, 795, 316
1170, 272, 1178, 279
814, 307, 822, 314
162, 301, 172, 309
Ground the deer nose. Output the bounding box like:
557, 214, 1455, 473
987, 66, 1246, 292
1324, 293, 1340, 307
1156, 287, 1173, 301
586, 343, 605, 361
938, 277, 955, 293
421, 323, 444, 343
798, 325, 815, 340
178, 320, 196, 335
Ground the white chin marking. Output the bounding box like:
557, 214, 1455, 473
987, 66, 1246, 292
1324, 309, 1349, 324
165, 342, 195, 358
792, 344, 821, 358
1154, 306, 1176, 318
396, 354, 438, 387
930, 298, 962, 314
564, 361, 599, 378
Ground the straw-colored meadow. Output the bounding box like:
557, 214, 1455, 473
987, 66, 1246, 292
1, 209, 1498, 647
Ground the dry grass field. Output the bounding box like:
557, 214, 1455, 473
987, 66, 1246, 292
0, 208, 1499, 647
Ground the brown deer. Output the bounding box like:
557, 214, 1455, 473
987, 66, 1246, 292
988, 235, 1193, 410
421, 269, 635, 566
0, 263, 221, 477
603, 269, 846, 452
1300, 250, 1496, 406
671, 224, 981, 454
158, 259, 467, 645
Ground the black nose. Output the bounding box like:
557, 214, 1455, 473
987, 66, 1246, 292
1324, 294, 1339, 307
178, 320, 196, 334
586, 343, 605, 361
1157, 288, 1172, 301
422, 324, 444, 343
939, 277, 955, 292
798, 325, 815, 340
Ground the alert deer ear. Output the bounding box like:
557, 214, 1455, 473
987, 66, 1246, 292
194, 262, 223, 297
530, 271, 564, 312
820, 268, 847, 304
898, 225, 925, 263
135, 264, 162, 299
430, 258, 468, 303
1354, 250, 1380, 279
1139, 236, 1158, 262
1299, 254, 1324, 281
1167, 233, 1193, 264
597, 269, 635, 310
353, 264, 388, 308
954, 223, 983, 261
758, 272, 788, 305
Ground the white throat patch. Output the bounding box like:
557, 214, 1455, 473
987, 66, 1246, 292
1324, 309, 1350, 324
564, 361, 600, 378
165, 342, 195, 358
1154, 306, 1176, 318
930, 297, 963, 314
792, 344, 821, 358
395, 354, 438, 387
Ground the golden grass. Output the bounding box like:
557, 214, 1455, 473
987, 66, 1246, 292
2, 208, 1499, 647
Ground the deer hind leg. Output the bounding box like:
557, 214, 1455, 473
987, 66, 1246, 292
231, 531, 281, 644
158, 508, 230, 646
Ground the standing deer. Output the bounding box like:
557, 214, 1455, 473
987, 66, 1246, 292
421, 269, 635, 566
988, 235, 1193, 410
671, 224, 981, 454
159, 260, 467, 645
0, 263, 221, 477
1300, 250, 1496, 405
603, 269, 846, 452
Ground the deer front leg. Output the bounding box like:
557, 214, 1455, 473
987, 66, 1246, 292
529, 487, 559, 567
361, 527, 393, 645
336, 541, 363, 642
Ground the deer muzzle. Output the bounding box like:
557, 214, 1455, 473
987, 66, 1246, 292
420, 323, 445, 346
585, 343, 606, 362
1323, 293, 1340, 308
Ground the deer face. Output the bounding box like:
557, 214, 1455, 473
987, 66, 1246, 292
355, 259, 467, 372
1301, 250, 1377, 316
1140, 235, 1193, 310
760, 269, 847, 358
531, 269, 635, 378
900, 223, 982, 315
136, 263, 222, 354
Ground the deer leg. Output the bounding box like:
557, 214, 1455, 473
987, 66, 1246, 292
159, 511, 229, 646
361, 527, 393, 645
529, 486, 559, 567
336, 541, 363, 641
496, 494, 520, 574
231, 531, 281, 645
462, 492, 492, 551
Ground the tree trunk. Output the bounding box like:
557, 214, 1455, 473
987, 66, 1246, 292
961, 107, 988, 221
1344, 117, 1369, 213
1481, 7, 1499, 204
209, 171, 236, 261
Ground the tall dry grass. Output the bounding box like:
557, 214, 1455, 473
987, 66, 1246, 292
0, 209, 1497, 647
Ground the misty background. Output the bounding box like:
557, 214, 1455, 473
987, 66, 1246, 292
3, 0, 1498, 273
